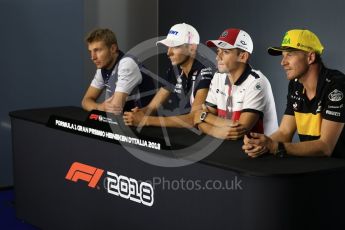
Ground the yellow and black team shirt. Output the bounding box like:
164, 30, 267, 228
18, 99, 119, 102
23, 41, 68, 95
285, 65, 345, 158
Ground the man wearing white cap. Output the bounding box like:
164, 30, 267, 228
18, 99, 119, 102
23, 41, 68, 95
243, 29, 345, 158
194, 28, 278, 140
123, 23, 213, 128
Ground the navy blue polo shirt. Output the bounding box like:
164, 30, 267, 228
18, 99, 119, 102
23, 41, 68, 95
159, 57, 214, 115
98, 51, 155, 111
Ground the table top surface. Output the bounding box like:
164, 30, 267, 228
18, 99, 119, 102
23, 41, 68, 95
9, 106, 345, 177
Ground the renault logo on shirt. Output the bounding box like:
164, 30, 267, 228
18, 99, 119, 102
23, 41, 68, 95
316, 101, 322, 113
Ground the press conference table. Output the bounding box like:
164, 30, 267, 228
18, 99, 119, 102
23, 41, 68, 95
10, 106, 345, 230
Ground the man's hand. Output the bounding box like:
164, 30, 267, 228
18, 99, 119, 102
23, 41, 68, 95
95, 97, 122, 115
193, 109, 203, 126
212, 122, 247, 140
242, 132, 278, 158
101, 97, 123, 115
123, 107, 146, 126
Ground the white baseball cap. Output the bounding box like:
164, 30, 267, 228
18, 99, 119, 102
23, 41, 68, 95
156, 23, 200, 47
206, 28, 253, 54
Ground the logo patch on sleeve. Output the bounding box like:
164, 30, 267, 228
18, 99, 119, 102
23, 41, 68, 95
254, 83, 262, 90
328, 89, 343, 102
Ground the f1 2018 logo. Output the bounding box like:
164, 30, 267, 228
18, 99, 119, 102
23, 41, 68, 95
65, 162, 104, 188
65, 162, 154, 207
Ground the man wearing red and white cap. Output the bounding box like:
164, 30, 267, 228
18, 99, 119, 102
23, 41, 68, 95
123, 23, 214, 128
194, 28, 278, 140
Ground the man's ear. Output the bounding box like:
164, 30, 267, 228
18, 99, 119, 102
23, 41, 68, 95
189, 44, 197, 54
110, 44, 117, 54
238, 51, 250, 63
307, 52, 316, 64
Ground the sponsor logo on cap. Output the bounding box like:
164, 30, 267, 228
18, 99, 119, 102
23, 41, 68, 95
282, 32, 291, 45
282, 37, 291, 45
220, 31, 228, 37
217, 41, 227, 47
168, 30, 178, 35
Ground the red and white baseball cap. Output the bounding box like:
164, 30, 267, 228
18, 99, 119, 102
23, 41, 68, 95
206, 28, 253, 54
156, 23, 200, 47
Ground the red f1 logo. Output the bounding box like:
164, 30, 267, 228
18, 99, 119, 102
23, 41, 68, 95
65, 162, 104, 188
89, 114, 99, 120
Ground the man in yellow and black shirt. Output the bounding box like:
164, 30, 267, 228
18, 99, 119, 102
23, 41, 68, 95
242, 29, 345, 158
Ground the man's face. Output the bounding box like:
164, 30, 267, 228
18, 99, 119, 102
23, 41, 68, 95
216, 48, 242, 73
88, 41, 116, 69
281, 50, 309, 80
166, 44, 191, 66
